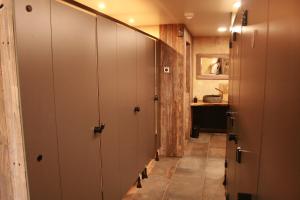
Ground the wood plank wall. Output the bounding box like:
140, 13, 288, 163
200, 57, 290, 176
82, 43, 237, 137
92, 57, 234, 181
159, 24, 192, 157
0, 0, 29, 199
183, 29, 192, 142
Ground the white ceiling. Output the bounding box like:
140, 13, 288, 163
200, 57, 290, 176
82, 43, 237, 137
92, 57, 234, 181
75, 0, 238, 36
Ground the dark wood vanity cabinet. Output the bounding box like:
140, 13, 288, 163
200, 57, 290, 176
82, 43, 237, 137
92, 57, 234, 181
191, 104, 229, 137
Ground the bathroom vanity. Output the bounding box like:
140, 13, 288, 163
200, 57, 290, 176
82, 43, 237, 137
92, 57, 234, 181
191, 101, 229, 138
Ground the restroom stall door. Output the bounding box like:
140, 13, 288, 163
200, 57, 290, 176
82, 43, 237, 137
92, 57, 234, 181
235, 0, 268, 198
258, 0, 300, 199
137, 33, 156, 171
117, 24, 139, 196
51, 2, 102, 200
14, 0, 62, 199
226, 11, 243, 200
97, 16, 121, 200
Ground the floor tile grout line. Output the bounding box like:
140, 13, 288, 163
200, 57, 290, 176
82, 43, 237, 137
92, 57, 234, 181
201, 134, 212, 200
161, 159, 181, 200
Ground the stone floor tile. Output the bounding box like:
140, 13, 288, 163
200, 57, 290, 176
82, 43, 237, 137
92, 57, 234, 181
164, 176, 204, 200
208, 148, 226, 159
194, 133, 211, 144
150, 157, 180, 178
210, 134, 227, 148
123, 133, 226, 200
202, 177, 226, 200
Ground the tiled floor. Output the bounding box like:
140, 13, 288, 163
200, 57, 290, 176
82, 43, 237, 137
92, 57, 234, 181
123, 133, 226, 200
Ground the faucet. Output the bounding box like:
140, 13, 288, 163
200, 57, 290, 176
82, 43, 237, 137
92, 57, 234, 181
215, 88, 224, 100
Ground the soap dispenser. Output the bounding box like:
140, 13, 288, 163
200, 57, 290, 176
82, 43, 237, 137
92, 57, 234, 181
193, 96, 198, 103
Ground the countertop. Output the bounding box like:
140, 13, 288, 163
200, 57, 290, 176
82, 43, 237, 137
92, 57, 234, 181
190, 101, 229, 107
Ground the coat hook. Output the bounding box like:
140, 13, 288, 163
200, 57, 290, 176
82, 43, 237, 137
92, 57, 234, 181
26, 5, 32, 12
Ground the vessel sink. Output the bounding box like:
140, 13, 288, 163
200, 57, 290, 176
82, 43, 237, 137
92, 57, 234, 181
203, 95, 223, 103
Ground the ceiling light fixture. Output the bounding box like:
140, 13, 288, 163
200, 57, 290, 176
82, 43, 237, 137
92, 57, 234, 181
233, 1, 242, 9
230, 26, 242, 33
98, 2, 106, 10
184, 12, 195, 20
218, 26, 227, 33
128, 18, 135, 24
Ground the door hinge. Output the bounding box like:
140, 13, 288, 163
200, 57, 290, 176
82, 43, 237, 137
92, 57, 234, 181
242, 10, 248, 26
238, 193, 252, 200
229, 40, 233, 49
229, 133, 238, 144
223, 174, 227, 186
225, 160, 228, 168
232, 32, 238, 41
154, 95, 159, 101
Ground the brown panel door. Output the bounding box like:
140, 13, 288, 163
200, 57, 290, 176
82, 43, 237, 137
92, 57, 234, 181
117, 24, 139, 196
97, 16, 121, 200
234, 0, 268, 198
136, 33, 156, 171
14, 1, 62, 199
258, 0, 300, 199
226, 11, 243, 200
51, 2, 102, 200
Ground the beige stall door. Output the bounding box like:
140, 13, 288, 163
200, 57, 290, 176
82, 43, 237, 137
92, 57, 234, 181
14, 0, 62, 199
234, 0, 269, 199
51, 2, 102, 200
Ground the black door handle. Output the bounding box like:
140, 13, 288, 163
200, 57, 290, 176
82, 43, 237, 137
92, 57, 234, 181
94, 123, 105, 134
134, 106, 141, 113
236, 147, 242, 163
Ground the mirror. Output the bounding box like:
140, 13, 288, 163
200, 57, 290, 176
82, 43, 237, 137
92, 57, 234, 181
196, 54, 229, 80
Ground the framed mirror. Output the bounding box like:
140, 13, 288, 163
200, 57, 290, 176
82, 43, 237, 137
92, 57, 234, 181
196, 54, 229, 80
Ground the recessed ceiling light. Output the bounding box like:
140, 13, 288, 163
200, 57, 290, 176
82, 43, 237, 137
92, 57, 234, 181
218, 27, 227, 32
233, 1, 241, 9
128, 18, 135, 24
184, 12, 195, 20
98, 2, 106, 10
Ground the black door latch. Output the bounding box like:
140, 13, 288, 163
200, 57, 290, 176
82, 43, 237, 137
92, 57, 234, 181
94, 123, 105, 134
229, 133, 238, 144
134, 106, 141, 113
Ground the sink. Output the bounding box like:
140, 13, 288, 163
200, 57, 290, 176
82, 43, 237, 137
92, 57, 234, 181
203, 95, 223, 103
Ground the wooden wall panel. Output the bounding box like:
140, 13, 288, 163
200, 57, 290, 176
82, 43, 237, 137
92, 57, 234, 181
159, 24, 185, 157
0, 0, 29, 199
183, 31, 192, 141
